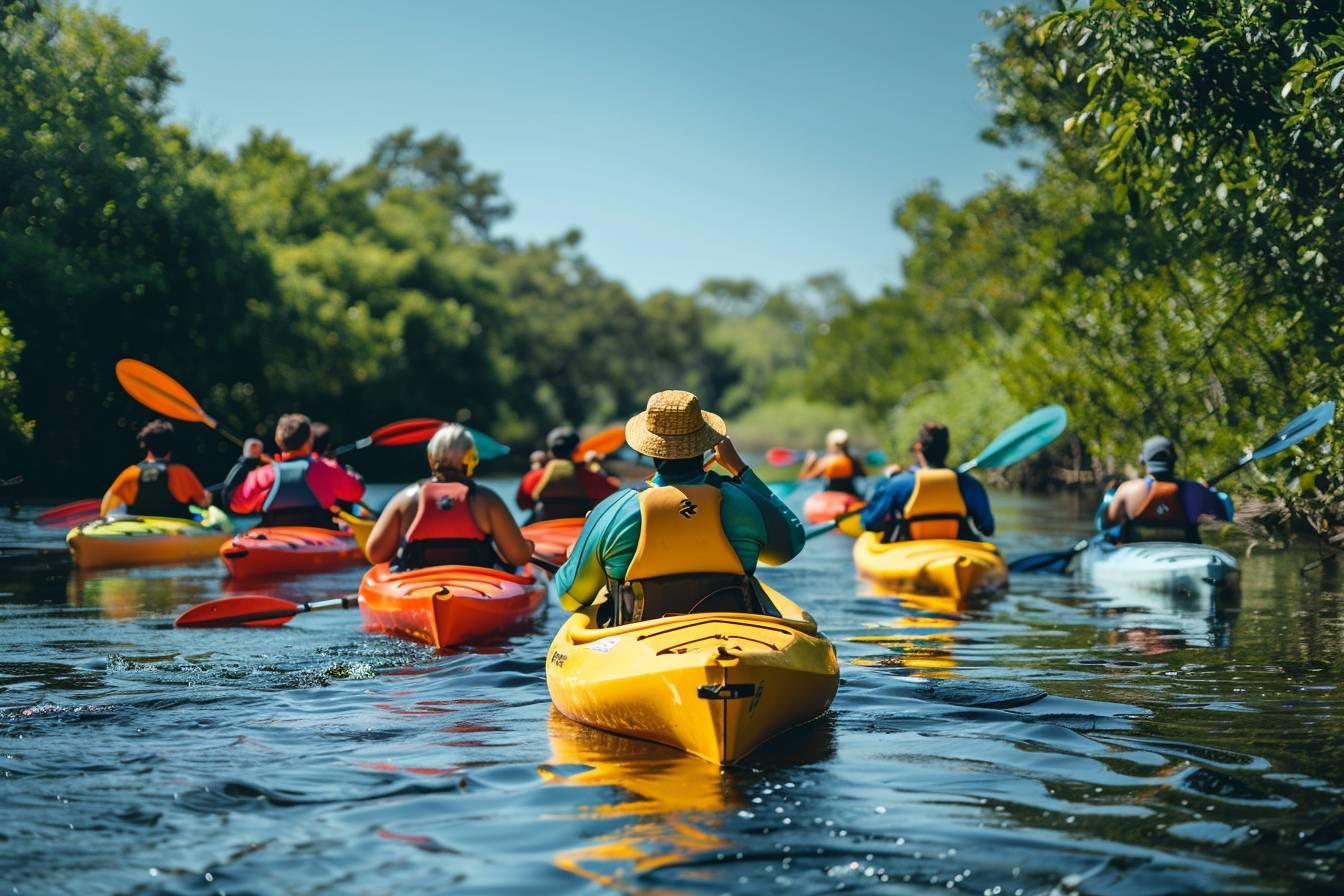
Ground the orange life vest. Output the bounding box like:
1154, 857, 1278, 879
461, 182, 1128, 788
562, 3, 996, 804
615, 484, 756, 623
897, 468, 968, 541
1122, 478, 1198, 543
395, 480, 498, 570
819, 452, 862, 495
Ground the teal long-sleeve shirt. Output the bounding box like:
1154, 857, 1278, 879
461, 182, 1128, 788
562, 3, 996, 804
554, 466, 805, 611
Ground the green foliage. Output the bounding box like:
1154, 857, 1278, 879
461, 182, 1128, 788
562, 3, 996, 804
0, 311, 32, 454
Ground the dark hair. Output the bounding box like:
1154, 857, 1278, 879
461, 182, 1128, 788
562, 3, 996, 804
310, 421, 332, 456
917, 422, 950, 467
138, 419, 175, 457
275, 413, 312, 452
547, 425, 580, 459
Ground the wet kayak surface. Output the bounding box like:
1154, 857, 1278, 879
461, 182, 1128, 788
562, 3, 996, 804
1, 483, 1342, 894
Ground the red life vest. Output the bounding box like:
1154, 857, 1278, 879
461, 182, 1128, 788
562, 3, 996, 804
395, 480, 499, 570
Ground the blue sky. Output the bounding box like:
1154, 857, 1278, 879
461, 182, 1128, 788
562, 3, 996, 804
106, 0, 1027, 298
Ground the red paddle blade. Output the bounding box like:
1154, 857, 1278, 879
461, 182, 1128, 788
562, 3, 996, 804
369, 418, 447, 447
175, 595, 299, 627
765, 448, 803, 466
571, 425, 626, 461
35, 499, 103, 527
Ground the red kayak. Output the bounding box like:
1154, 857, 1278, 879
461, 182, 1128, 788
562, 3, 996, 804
359, 563, 549, 648
803, 490, 864, 524
220, 526, 365, 579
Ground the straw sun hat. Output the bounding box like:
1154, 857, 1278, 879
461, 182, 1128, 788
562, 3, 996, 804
625, 390, 726, 460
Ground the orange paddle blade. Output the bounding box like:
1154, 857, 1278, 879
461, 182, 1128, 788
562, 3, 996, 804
572, 425, 626, 461
115, 359, 215, 428
175, 595, 298, 627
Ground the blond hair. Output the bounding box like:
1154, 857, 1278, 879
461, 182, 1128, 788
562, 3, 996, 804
427, 423, 476, 476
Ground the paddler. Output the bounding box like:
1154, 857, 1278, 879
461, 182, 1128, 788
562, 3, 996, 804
555, 390, 805, 625
860, 422, 994, 542
100, 419, 212, 519
227, 413, 364, 528
1100, 436, 1232, 543
364, 423, 534, 570
516, 426, 619, 522
798, 428, 866, 496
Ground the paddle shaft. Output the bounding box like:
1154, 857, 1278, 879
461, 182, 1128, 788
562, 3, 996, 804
186, 595, 360, 627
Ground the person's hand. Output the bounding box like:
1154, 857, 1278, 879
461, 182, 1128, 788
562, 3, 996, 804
242, 438, 263, 460
711, 436, 748, 477
883, 463, 903, 477
803, 450, 817, 464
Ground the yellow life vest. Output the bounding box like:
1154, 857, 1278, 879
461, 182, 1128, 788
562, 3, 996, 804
617, 484, 752, 623
626, 484, 745, 579
900, 468, 967, 541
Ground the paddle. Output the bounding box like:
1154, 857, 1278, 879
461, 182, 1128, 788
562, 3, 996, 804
1, 476, 21, 488
331, 418, 449, 457
766, 447, 888, 467
572, 425, 626, 462
35, 498, 104, 528
176, 594, 361, 627
1007, 400, 1337, 574
176, 557, 563, 628
804, 405, 1069, 539
115, 358, 252, 449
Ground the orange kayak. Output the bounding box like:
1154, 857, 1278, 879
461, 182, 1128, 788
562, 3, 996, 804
803, 490, 865, 536
359, 562, 550, 648
522, 517, 586, 566
220, 526, 365, 578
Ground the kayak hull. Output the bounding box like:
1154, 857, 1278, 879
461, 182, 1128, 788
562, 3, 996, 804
521, 517, 586, 567
1079, 540, 1240, 600
221, 526, 364, 578
359, 562, 549, 648
803, 491, 865, 536
66, 507, 233, 570
853, 532, 1008, 600
547, 585, 838, 765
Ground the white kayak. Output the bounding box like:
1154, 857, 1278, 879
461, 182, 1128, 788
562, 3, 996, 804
1078, 539, 1240, 600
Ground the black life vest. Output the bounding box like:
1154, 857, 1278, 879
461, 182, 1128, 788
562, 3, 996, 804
129, 461, 194, 519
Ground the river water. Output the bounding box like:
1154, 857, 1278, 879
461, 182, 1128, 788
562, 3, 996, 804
1, 482, 1341, 895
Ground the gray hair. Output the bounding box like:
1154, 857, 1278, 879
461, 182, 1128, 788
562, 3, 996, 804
427, 423, 476, 475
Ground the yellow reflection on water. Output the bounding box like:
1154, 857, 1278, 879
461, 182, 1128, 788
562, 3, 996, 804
541, 710, 739, 893
850, 586, 978, 676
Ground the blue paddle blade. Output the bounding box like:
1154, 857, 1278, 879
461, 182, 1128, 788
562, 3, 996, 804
863, 449, 888, 466
767, 481, 802, 498
1251, 400, 1335, 461
466, 428, 511, 460
959, 405, 1068, 473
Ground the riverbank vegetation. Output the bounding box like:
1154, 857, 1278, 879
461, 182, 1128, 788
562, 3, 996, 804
2, 1, 1340, 538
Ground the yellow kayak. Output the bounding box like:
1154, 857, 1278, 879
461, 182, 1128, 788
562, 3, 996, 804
853, 531, 1007, 600
67, 507, 233, 570
336, 510, 374, 558
546, 583, 838, 765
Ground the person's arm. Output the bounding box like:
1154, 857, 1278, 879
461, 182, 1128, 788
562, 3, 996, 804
709, 437, 804, 565
479, 490, 534, 567
860, 478, 897, 533
170, 466, 211, 508
1103, 481, 1140, 527
329, 462, 365, 502
555, 490, 637, 611
365, 487, 414, 564
960, 475, 995, 537
797, 451, 822, 481
229, 467, 271, 514
100, 467, 137, 517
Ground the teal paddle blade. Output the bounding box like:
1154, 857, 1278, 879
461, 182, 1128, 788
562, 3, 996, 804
467, 427, 511, 460
863, 449, 888, 466
959, 405, 1068, 473
1252, 400, 1335, 461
